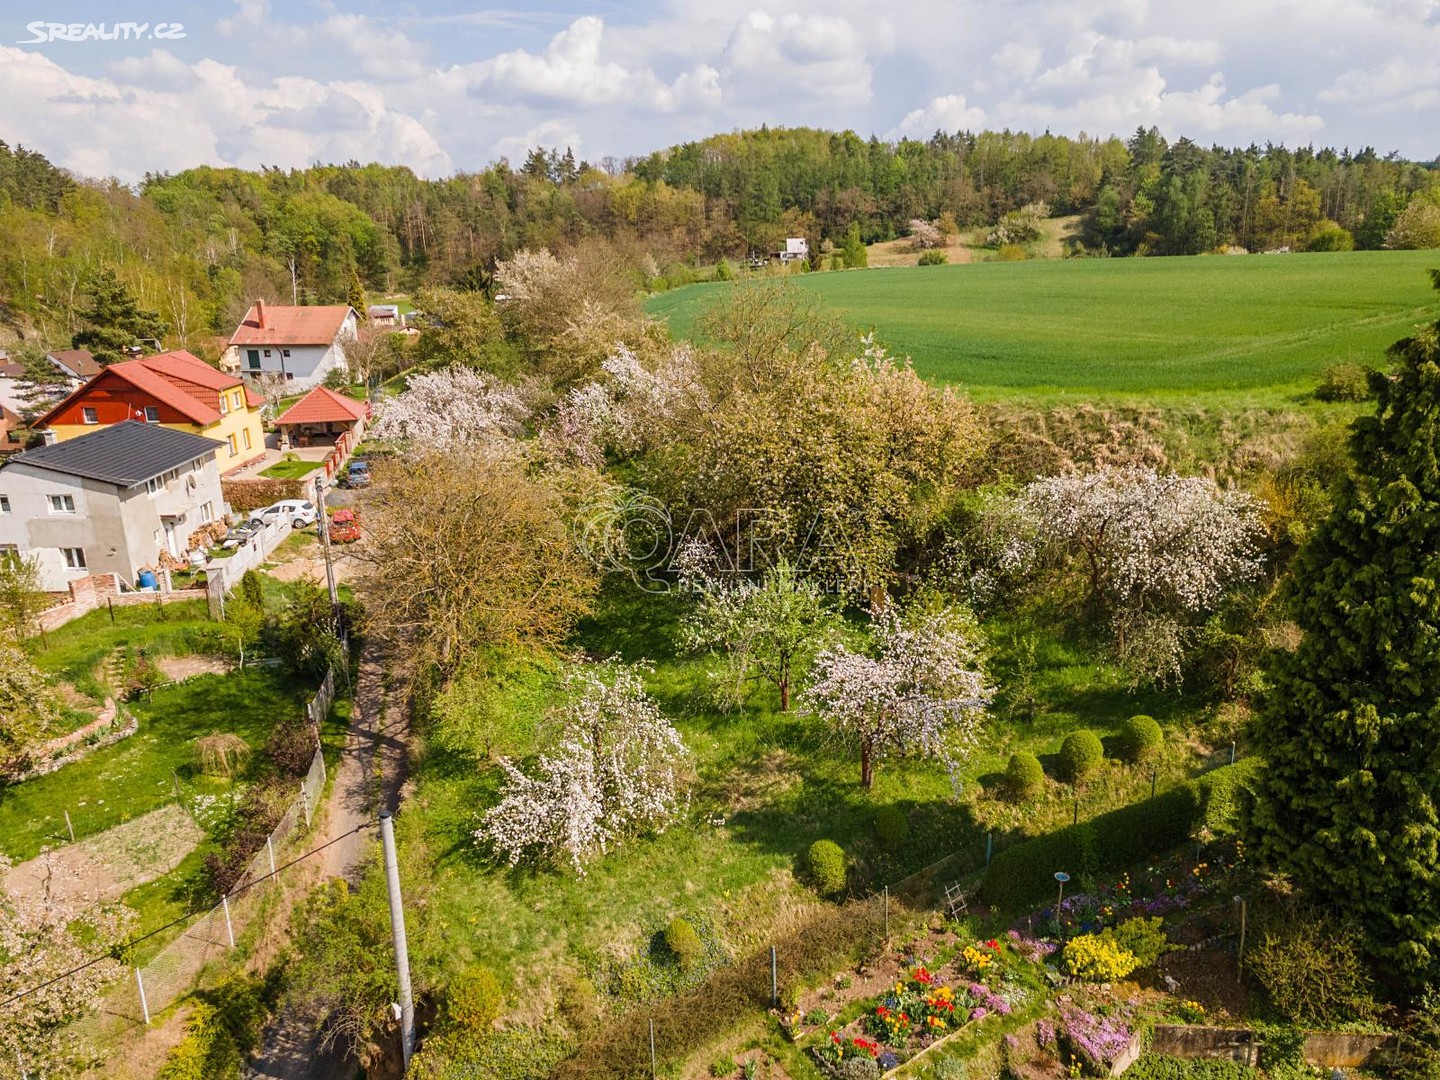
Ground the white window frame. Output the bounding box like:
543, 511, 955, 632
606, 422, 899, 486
242, 428, 252, 450
0, 494, 9, 514
219, 394, 229, 414
82, 406, 99, 424
146, 476, 162, 496
227, 433, 238, 456
61, 547, 86, 570
144, 406, 160, 423
200, 501, 214, 523
48, 493, 75, 514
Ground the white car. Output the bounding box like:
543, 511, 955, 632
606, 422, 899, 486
249, 499, 317, 529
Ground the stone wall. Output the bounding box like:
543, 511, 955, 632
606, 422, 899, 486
36, 574, 180, 633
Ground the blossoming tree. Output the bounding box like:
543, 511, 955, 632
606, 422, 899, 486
368, 367, 530, 445
475, 661, 689, 873
802, 602, 991, 788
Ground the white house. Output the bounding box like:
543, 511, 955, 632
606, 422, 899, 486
0, 421, 224, 591
775, 237, 810, 263
223, 301, 358, 391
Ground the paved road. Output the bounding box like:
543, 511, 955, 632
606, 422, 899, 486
245, 642, 408, 1080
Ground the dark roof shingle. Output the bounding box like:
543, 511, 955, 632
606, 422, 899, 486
2, 420, 223, 487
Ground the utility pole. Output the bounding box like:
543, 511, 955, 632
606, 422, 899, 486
380, 811, 416, 1070
313, 475, 340, 626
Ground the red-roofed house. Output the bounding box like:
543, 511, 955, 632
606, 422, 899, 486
34, 350, 266, 470
273, 386, 369, 447
46, 349, 101, 385
223, 300, 358, 391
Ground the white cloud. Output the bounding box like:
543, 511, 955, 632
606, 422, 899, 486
1320, 52, 1440, 110
493, 119, 584, 162
721, 10, 880, 105
889, 94, 986, 138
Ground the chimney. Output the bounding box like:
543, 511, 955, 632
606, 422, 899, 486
255, 299, 266, 329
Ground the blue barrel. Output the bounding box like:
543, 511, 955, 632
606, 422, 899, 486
138, 569, 158, 590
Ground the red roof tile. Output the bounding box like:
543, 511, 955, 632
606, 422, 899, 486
230, 304, 354, 346
274, 386, 368, 426
33, 351, 250, 428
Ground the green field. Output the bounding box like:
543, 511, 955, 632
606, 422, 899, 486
647, 250, 1440, 401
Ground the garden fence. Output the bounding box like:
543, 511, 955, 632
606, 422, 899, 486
205, 518, 289, 618
74, 666, 339, 1032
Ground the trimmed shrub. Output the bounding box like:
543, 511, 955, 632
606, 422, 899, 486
807, 839, 847, 896
1112, 916, 1172, 968
874, 805, 909, 846
1247, 914, 1379, 1026
1124, 1056, 1256, 1080
664, 917, 703, 972
1120, 715, 1164, 762
1196, 755, 1262, 835
1058, 730, 1104, 783
834, 1059, 882, 1080
1005, 752, 1046, 801
445, 965, 504, 1030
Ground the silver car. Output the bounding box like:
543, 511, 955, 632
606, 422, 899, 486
249, 499, 317, 529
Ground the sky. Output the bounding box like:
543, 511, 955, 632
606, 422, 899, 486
1, 0, 1437, 183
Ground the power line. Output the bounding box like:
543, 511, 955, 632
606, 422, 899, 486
1, 821, 373, 1011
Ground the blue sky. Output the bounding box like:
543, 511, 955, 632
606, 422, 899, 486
2, 0, 1437, 182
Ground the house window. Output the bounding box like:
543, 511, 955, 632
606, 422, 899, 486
264, 349, 272, 358
82, 407, 98, 424
247, 350, 261, 371
62, 547, 87, 570
0, 544, 18, 566
200, 501, 214, 523
146, 476, 162, 496
242, 428, 252, 450
219, 395, 229, 414
144, 406, 160, 423
48, 494, 75, 514
285, 372, 294, 381
282, 349, 291, 358
227, 433, 238, 456
0, 495, 9, 514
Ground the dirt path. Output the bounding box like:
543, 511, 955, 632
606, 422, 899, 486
245, 642, 408, 1080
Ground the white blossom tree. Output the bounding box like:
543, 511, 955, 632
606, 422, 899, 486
369, 367, 530, 446
802, 603, 991, 788
1010, 467, 1264, 683
475, 661, 689, 873
0, 851, 133, 1072
908, 218, 943, 250
680, 557, 839, 712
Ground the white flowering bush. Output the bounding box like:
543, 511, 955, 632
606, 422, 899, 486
0, 851, 134, 1072
369, 367, 530, 446
475, 661, 689, 873
802, 602, 991, 788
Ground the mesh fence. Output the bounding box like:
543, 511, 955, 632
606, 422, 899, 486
112, 668, 335, 1024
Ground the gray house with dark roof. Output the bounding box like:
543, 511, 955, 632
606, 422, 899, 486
0, 421, 224, 591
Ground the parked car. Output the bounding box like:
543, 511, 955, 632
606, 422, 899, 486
328, 507, 361, 543
339, 459, 371, 488
249, 499, 317, 529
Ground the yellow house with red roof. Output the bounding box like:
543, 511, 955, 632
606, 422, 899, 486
35, 350, 266, 471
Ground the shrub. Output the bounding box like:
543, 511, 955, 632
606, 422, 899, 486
1196, 755, 1261, 835
1120, 716, 1163, 762
917, 250, 948, 266
1314, 362, 1375, 402
1112, 917, 1172, 968
444, 965, 504, 1030
558, 974, 599, 1030
664, 917, 703, 972
1247, 913, 1378, 1026
833, 1058, 882, 1080
1004, 752, 1046, 801
1058, 730, 1104, 783
874, 805, 909, 846
807, 839, 847, 896
1061, 932, 1139, 981
710, 1055, 737, 1076
1124, 1056, 1256, 1080
994, 243, 1028, 262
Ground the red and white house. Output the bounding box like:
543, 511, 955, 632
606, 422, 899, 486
224, 300, 358, 391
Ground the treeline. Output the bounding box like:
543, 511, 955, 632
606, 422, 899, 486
0, 127, 1437, 350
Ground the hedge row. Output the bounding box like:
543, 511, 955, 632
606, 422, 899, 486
983, 759, 1259, 911
221, 477, 306, 513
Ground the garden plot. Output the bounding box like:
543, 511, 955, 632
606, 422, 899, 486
2, 803, 202, 906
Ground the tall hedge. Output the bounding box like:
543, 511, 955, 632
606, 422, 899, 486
983, 762, 1254, 911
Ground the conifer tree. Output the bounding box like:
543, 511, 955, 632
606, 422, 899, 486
70, 267, 167, 366
1252, 271, 1440, 982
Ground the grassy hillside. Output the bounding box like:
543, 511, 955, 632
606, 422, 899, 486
648, 250, 1440, 402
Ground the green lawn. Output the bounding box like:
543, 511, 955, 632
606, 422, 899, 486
647, 249, 1440, 403
404, 580, 1215, 1003
260, 458, 322, 480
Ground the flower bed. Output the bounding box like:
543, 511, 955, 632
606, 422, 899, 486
806, 939, 1038, 1077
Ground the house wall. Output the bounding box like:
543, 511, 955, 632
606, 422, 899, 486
205, 398, 266, 471
0, 453, 222, 590
232, 311, 357, 392
0, 375, 25, 414
45, 371, 201, 441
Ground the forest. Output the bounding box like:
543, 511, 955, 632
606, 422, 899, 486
1, 125, 1438, 357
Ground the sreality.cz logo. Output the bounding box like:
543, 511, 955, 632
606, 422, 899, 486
18, 22, 186, 43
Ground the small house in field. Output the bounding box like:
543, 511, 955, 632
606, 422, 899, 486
773, 237, 810, 264
224, 300, 357, 391
367, 304, 402, 328
45, 348, 100, 386
273, 386, 368, 448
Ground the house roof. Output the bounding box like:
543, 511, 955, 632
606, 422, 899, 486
46, 349, 101, 377
230, 304, 354, 346
33, 350, 254, 427
2, 420, 222, 487
0, 362, 25, 379
274, 386, 368, 426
